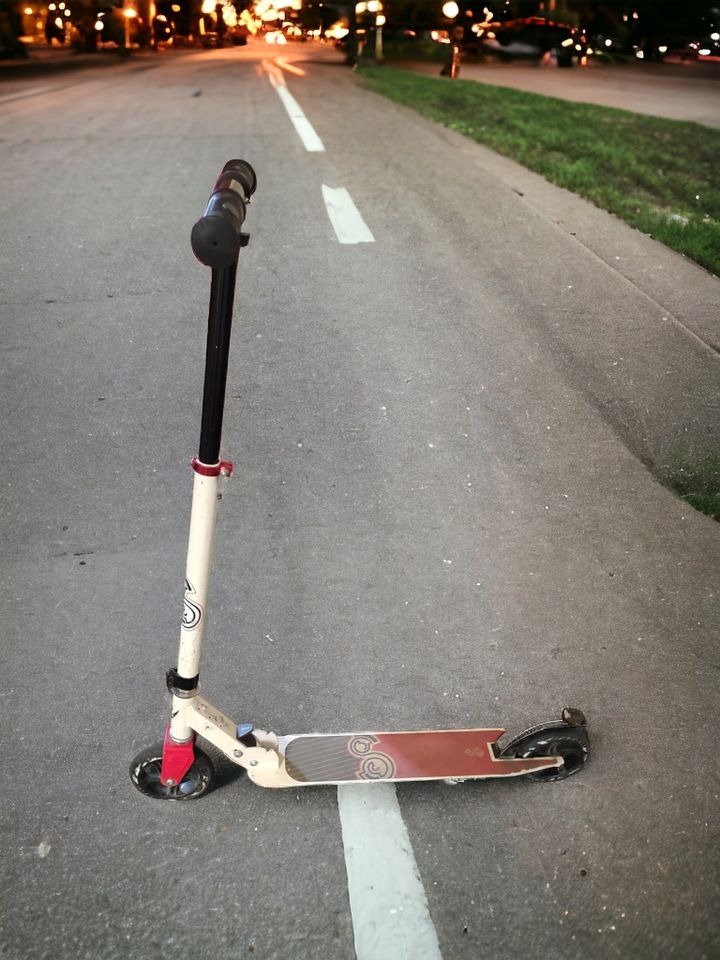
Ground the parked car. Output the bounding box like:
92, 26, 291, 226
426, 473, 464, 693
480, 16, 586, 67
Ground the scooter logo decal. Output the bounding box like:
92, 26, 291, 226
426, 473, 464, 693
348, 735, 397, 780
182, 578, 203, 631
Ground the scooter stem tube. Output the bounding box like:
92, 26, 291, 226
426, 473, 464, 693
177, 465, 221, 680
170, 266, 237, 742
168, 162, 255, 745
199, 265, 237, 466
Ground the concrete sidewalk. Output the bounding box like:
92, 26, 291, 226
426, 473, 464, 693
0, 41, 184, 79
0, 43, 124, 73
396, 57, 720, 128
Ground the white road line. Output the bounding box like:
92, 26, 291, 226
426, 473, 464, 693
337, 784, 444, 960
264, 61, 325, 152
322, 185, 375, 244
275, 85, 325, 152
275, 55, 307, 77
263, 60, 283, 85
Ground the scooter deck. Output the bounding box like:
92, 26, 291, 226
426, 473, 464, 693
276, 729, 561, 784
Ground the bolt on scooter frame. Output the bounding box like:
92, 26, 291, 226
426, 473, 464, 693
138, 160, 588, 797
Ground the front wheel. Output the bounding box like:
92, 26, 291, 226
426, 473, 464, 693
130, 743, 215, 800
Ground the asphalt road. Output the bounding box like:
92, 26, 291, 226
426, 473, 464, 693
1, 41, 719, 960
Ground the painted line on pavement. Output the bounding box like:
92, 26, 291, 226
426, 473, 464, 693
322, 185, 375, 244
264, 61, 325, 152
262, 65, 374, 244
338, 784, 444, 960
275, 55, 307, 77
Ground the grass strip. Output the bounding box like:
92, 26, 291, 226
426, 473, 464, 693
358, 66, 720, 276
660, 455, 720, 521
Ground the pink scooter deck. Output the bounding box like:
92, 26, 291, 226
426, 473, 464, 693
281, 729, 561, 784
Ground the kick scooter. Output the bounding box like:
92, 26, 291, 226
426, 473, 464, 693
130, 160, 590, 800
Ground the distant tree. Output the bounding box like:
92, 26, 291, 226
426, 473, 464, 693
298, 0, 342, 32
70, 0, 102, 50
387, 0, 443, 31
157, 0, 202, 38
0, 0, 27, 57
588, 0, 716, 44
343, 0, 716, 44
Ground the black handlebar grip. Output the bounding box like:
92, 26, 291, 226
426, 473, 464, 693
218, 158, 257, 198
191, 159, 257, 268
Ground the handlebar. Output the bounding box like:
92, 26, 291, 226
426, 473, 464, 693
191, 159, 257, 268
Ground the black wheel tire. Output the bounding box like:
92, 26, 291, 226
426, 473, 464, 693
130, 743, 215, 800
502, 729, 588, 782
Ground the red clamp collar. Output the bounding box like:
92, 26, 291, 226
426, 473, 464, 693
191, 458, 234, 477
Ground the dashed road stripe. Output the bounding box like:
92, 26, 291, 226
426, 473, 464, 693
275, 56, 307, 77
322, 185, 375, 244
263, 63, 375, 243
264, 61, 325, 152
338, 784, 444, 960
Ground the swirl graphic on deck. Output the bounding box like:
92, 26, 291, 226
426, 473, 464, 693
182, 578, 203, 631
348, 735, 396, 780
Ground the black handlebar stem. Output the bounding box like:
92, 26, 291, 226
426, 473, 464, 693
193, 160, 257, 464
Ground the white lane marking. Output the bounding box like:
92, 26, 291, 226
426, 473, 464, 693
275, 85, 325, 152
322, 185, 375, 244
275, 55, 307, 77
337, 784, 444, 960
264, 61, 325, 152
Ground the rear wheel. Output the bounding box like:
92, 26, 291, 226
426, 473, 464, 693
500, 719, 589, 781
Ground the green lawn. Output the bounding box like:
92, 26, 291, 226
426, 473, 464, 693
660, 455, 720, 522
358, 66, 720, 276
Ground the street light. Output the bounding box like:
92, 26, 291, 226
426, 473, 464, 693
123, 5, 137, 50
354, 0, 383, 63
367, 0, 383, 61
440, 0, 461, 78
